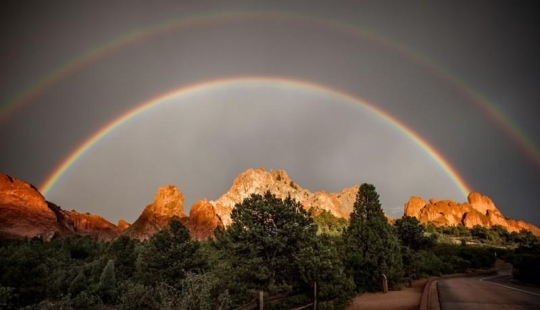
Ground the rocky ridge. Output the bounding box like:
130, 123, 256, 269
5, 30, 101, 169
2, 169, 539, 241
122, 168, 359, 240
184, 168, 359, 239
404, 192, 540, 235
0, 173, 120, 241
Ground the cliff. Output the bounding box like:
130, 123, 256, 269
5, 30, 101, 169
0, 173, 119, 241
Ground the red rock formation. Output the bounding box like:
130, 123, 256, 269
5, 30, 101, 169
186, 168, 360, 240
0, 173, 119, 241
0, 173, 58, 240
122, 185, 188, 240
47, 202, 119, 240
403, 191, 540, 236
117, 219, 130, 232
185, 199, 223, 240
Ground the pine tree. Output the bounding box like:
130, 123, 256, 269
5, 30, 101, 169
344, 184, 403, 292
68, 271, 87, 297
136, 219, 205, 288
214, 191, 318, 305
98, 259, 117, 304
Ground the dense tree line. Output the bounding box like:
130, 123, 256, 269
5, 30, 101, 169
1, 184, 538, 309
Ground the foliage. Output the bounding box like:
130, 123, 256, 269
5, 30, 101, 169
118, 282, 159, 310
343, 184, 403, 292
214, 191, 318, 306
2, 186, 539, 309
106, 235, 138, 282
296, 234, 355, 309
136, 219, 205, 288
98, 259, 117, 303
312, 209, 348, 236
68, 272, 87, 297
177, 272, 230, 310
394, 216, 428, 250
511, 237, 540, 284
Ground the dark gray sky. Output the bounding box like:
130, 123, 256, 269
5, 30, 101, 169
1, 0, 539, 226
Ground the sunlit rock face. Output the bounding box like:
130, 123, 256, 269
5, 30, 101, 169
47, 202, 119, 241
117, 219, 130, 232
0, 173, 119, 241
123, 185, 188, 240
403, 191, 540, 236
185, 199, 223, 241
0, 173, 58, 239
186, 168, 360, 240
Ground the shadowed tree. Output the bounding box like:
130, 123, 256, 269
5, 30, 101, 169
98, 259, 117, 304
394, 215, 426, 250
214, 191, 317, 305
344, 184, 403, 292
68, 271, 87, 298
136, 219, 205, 288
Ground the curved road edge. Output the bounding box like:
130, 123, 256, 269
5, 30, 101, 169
419, 270, 497, 310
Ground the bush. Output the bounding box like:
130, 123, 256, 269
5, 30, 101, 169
118, 282, 159, 310
512, 254, 540, 284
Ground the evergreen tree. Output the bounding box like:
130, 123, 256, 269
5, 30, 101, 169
297, 234, 356, 309
394, 216, 426, 250
68, 271, 87, 297
98, 259, 117, 304
136, 219, 205, 288
107, 235, 138, 282
344, 184, 403, 292
214, 191, 318, 304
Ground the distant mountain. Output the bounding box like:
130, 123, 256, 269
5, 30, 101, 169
404, 192, 540, 235
0, 173, 121, 241
1, 169, 538, 242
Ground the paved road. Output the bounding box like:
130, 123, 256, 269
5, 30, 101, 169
438, 271, 540, 310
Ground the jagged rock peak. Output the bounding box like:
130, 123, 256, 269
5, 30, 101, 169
122, 185, 187, 240
189, 168, 360, 231
467, 192, 496, 214
117, 219, 130, 231
148, 185, 186, 217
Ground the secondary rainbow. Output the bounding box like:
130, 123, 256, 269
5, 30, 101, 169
40, 76, 472, 197
2, 11, 538, 171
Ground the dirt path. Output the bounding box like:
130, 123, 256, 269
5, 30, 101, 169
346, 279, 427, 310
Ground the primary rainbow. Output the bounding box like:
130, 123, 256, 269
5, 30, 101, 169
39, 76, 472, 197
2, 11, 538, 170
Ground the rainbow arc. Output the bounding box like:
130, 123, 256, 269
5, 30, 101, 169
39, 77, 472, 198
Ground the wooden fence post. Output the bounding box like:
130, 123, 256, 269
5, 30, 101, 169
258, 290, 264, 310
313, 282, 317, 310
382, 274, 388, 293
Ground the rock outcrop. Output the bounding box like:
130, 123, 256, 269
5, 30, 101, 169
404, 192, 540, 235
5, 170, 538, 242
185, 199, 223, 240
186, 168, 359, 240
122, 185, 188, 240
117, 219, 130, 232
47, 202, 119, 240
0, 173, 119, 241
0, 173, 58, 240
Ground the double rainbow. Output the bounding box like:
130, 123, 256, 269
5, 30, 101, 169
2, 11, 531, 195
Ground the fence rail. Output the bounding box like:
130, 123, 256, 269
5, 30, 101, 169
233, 282, 317, 310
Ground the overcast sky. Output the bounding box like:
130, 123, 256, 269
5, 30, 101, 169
1, 0, 539, 226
